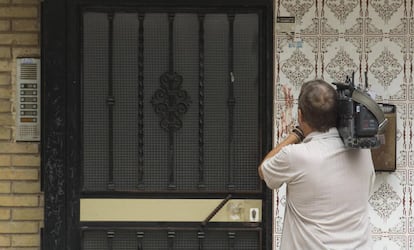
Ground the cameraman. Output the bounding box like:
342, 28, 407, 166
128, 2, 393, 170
258, 79, 375, 249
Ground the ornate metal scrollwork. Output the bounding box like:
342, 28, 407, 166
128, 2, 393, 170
151, 72, 191, 132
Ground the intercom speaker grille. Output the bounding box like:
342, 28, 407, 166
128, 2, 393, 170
16, 58, 41, 142
20, 63, 38, 80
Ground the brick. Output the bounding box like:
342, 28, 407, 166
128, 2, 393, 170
0, 100, 11, 111
0, 33, 38, 45
12, 19, 39, 32
12, 208, 42, 220
0, 195, 38, 206
11, 47, 39, 58
0, 86, 11, 98
0, 72, 11, 85
0, 126, 11, 140
12, 234, 40, 247
0, 235, 11, 247
12, 155, 40, 167
0, 47, 11, 59
0, 221, 38, 233
0, 20, 10, 31
0, 168, 38, 180
0, 155, 11, 166
0, 113, 13, 126
12, 181, 39, 193
0, 59, 11, 70
12, 0, 39, 4
0, 7, 37, 18
12, 247, 40, 250
0, 143, 38, 154
0, 207, 11, 219
0, 181, 11, 193
38, 193, 43, 206
6, 247, 39, 250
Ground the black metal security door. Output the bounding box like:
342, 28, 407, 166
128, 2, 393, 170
42, 1, 273, 249
82, 11, 261, 192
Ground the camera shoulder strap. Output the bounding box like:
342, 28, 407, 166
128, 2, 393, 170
352, 89, 388, 132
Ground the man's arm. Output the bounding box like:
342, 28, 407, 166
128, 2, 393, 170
258, 133, 301, 180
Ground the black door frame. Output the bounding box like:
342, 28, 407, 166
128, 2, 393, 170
41, 0, 274, 249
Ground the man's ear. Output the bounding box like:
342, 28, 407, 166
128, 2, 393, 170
298, 108, 303, 124
298, 109, 313, 136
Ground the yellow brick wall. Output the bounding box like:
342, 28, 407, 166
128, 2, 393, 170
0, 0, 42, 249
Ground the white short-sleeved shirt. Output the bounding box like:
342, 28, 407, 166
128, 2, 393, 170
261, 128, 375, 250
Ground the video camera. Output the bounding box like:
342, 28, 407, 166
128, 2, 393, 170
333, 72, 388, 148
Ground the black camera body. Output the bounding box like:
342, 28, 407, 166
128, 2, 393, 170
333, 73, 386, 148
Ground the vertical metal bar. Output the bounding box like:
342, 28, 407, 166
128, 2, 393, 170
228, 232, 236, 250
152, 13, 190, 190
107, 231, 115, 250
198, 13, 206, 189
167, 13, 176, 189
227, 13, 236, 190
168, 13, 175, 74
107, 12, 115, 190
168, 231, 175, 250
80, 230, 85, 250
168, 129, 176, 189
137, 13, 145, 190
136, 231, 144, 250
197, 231, 205, 250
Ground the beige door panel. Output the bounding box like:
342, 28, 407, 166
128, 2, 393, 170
80, 198, 262, 223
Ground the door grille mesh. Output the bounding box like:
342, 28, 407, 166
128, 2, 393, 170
82, 229, 260, 250
82, 12, 260, 192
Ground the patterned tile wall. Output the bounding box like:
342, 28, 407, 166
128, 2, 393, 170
273, 0, 413, 249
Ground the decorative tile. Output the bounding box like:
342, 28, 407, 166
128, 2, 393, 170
389, 17, 409, 35
320, 17, 339, 35
370, 171, 407, 234
370, 48, 403, 88
372, 235, 408, 249
408, 104, 414, 168
370, 183, 402, 220
274, 184, 286, 234
345, 17, 364, 35
396, 104, 408, 169
368, 0, 406, 29
321, 40, 360, 83
275, 39, 317, 100
275, 38, 318, 97
299, 37, 322, 77
280, 49, 314, 87
365, 17, 383, 35
274, 37, 290, 55
325, 47, 359, 82
365, 39, 406, 101
300, 17, 319, 35
323, 0, 361, 32
409, 236, 414, 250
409, 37, 414, 100
274, 234, 282, 250
408, 170, 414, 231
301, 36, 319, 54
273, 102, 297, 144
409, 217, 414, 234
277, 0, 314, 25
